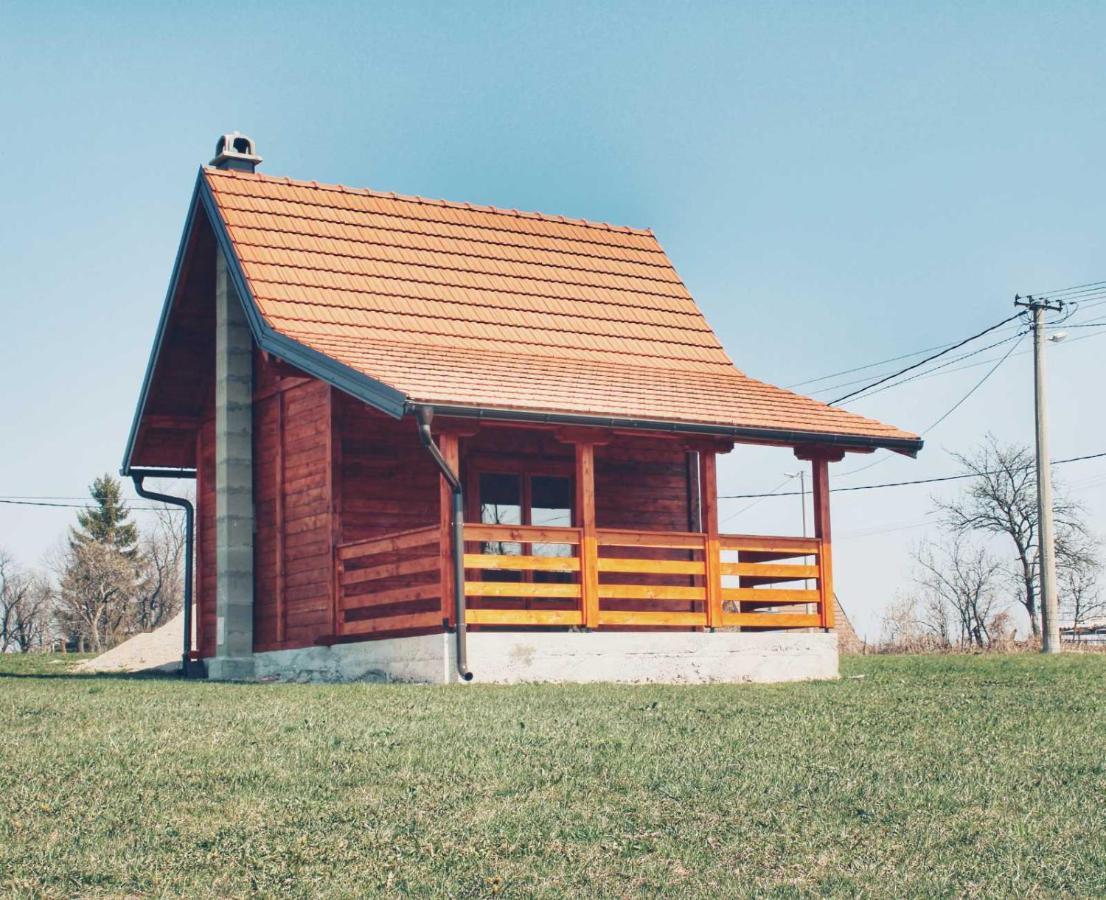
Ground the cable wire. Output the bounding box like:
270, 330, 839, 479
829, 312, 1025, 405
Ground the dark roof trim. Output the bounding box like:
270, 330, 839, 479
414, 403, 925, 457
120, 174, 205, 476
121, 170, 408, 475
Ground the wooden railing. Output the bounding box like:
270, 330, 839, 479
462, 523, 830, 631
335, 523, 831, 638
335, 526, 443, 637
463, 524, 584, 627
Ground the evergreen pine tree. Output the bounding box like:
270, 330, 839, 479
70, 474, 139, 558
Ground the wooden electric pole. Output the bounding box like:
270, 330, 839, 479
1015, 294, 1065, 653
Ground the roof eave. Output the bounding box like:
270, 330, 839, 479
412, 402, 924, 457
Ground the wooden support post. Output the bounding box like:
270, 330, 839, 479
438, 432, 460, 628
699, 451, 723, 629
811, 456, 836, 630
575, 443, 600, 629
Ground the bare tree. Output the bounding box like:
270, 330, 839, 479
0, 552, 53, 652
913, 537, 1004, 649
55, 541, 138, 652
133, 505, 186, 632
936, 434, 1087, 637
879, 594, 951, 651
1058, 536, 1105, 631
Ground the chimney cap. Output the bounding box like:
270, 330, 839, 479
210, 132, 262, 172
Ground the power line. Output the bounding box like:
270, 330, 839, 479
814, 330, 1025, 401
0, 498, 178, 511
719, 450, 1106, 499
829, 312, 1025, 405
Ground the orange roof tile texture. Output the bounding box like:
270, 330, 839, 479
204, 168, 918, 446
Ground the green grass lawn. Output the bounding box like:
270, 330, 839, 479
1, 654, 1104, 898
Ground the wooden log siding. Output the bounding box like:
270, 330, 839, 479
336, 526, 445, 636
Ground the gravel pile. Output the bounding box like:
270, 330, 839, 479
76, 609, 191, 674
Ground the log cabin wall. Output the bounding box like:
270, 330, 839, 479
336, 395, 439, 543
251, 351, 335, 651
594, 438, 692, 532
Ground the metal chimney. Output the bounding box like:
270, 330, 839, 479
210, 132, 262, 173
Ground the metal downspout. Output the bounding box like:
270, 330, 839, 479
414, 406, 473, 681
131, 474, 199, 677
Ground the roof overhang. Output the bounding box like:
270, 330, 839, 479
413, 403, 923, 457
123, 169, 923, 473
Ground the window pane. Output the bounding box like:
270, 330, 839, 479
530, 475, 572, 565
479, 472, 522, 562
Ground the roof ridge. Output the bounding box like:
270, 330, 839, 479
204, 166, 656, 238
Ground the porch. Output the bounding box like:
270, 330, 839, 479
331, 434, 837, 643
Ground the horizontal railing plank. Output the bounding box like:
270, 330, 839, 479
597, 584, 705, 601
343, 581, 441, 610
598, 610, 705, 627
465, 581, 582, 599
466, 608, 583, 626
463, 553, 580, 573
597, 557, 704, 575
596, 528, 704, 550
340, 611, 444, 636
337, 525, 439, 560
463, 524, 582, 545
720, 563, 819, 579
719, 534, 820, 554
343, 554, 440, 585
721, 612, 821, 628
721, 588, 821, 604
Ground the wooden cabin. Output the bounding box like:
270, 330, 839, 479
122, 134, 921, 683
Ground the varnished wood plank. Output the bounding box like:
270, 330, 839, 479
463, 524, 581, 545
721, 588, 821, 604
718, 534, 821, 553
720, 563, 820, 579
596, 557, 704, 576
597, 584, 706, 601
343, 554, 441, 585
438, 431, 459, 628
812, 457, 835, 630
721, 612, 822, 628
340, 611, 444, 636
576, 442, 600, 628
464, 581, 582, 599
700, 451, 723, 630
596, 528, 704, 550
343, 581, 440, 608
598, 610, 705, 627
465, 608, 583, 626
464, 553, 581, 572
337, 525, 439, 559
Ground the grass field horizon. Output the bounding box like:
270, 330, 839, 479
2, 653, 1104, 897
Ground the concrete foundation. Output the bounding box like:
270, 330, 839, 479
244, 631, 839, 684
212, 248, 255, 681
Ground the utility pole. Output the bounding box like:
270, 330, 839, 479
1015, 293, 1065, 653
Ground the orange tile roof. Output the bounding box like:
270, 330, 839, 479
203, 168, 920, 450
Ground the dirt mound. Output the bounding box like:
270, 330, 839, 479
76, 609, 190, 674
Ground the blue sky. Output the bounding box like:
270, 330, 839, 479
2, 1, 1104, 637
